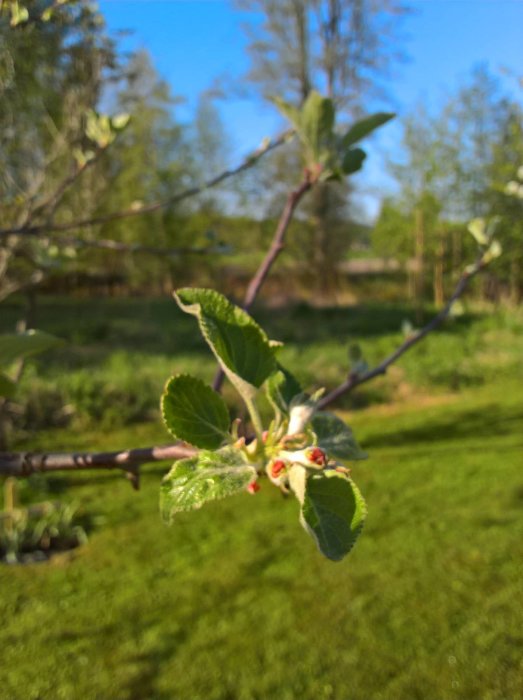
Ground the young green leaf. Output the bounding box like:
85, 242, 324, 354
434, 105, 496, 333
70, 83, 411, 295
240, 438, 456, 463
174, 288, 276, 400
300, 91, 335, 165
160, 448, 257, 523
341, 112, 395, 149
300, 470, 366, 561
467, 218, 489, 246
110, 113, 131, 131
312, 412, 367, 461
0, 330, 63, 368
271, 96, 302, 132
9, 1, 29, 26
161, 374, 230, 449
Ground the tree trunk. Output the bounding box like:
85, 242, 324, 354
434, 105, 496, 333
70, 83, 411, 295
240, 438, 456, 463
414, 206, 424, 323
433, 234, 445, 307
510, 258, 521, 305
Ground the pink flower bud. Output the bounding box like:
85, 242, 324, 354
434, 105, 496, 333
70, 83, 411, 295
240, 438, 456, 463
306, 447, 327, 467
270, 460, 287, 478
247, 481, 260, 494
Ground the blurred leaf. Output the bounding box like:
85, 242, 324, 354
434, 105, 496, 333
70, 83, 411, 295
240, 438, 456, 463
301, 91, 335, 164
0, 330, 63, 368
341, 148, 366, 175
9, 1, 29, 26
110, 113, 131, 131
341, 112, 395, 148
467, 218, 489, 246
0, 372, 16, 398
483, 239, 502, 264
271, 96, 301, 131
348, 343, 362, 363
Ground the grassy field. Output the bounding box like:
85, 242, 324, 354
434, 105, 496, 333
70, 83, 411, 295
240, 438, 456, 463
0, 297, 522, 699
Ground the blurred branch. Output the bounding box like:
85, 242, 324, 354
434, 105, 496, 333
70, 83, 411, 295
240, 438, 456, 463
0, 270, 44, 304
28, 148, 106, 224
0, 131, 291, 239
318, 255, 487, 409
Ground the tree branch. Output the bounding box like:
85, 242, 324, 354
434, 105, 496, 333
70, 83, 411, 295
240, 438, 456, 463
0, 443, 196, 487
318, 256, 486, 409
212, 172, 313, 391
0, 132, 291, 239
244, 175, 313, 309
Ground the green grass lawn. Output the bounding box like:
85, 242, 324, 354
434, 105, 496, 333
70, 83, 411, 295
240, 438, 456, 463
0, 297, 522, 699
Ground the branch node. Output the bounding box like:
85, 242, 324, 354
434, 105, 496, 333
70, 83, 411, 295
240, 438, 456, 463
125, 466, 141, 491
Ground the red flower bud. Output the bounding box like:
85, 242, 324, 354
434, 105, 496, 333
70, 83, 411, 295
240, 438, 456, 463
270, 460, 287, 478
307, 447, 327, 466
247, 481, 260, 494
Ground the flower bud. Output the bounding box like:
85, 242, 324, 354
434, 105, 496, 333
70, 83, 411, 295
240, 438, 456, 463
247, 481, 260, 494
270, 459, 287, 479
306, 447, 327, 467
288, 403, 315, 435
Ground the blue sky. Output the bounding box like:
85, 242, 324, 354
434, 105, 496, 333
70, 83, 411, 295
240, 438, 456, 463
98, 0, 523, 219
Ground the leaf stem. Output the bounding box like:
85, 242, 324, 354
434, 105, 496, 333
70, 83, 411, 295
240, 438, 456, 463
244, 396, 264, 447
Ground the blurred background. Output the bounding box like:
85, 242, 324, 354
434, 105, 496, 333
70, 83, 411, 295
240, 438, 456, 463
0, 1, 522, 698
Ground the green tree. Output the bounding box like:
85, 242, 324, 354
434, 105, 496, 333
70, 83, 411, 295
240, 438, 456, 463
381, 67, 521, 307
81, 50, 192, 292
484, 106, 523, 302
0, 0, 121, 303
235, 0, 407, 292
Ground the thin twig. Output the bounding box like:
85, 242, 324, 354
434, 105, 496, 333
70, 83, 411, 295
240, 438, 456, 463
318, 257, 485, 409
212, 173, 313, 391
0, 132, 291, 239
29, 147, 105, 224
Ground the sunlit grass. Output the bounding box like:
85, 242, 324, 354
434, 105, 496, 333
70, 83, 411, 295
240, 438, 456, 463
0, 299, 522, 698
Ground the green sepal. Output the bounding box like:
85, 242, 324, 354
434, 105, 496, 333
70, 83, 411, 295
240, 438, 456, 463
312, 412, 367, 461
174, 288, 276, 400
341, 112, 395, 149
161, 374, 230, 449
160, 448, 257, 523
0, 330, 63, 368
300, 470, 367, 561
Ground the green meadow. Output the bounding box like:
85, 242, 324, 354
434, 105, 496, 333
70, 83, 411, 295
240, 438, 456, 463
1, 297, 522, 700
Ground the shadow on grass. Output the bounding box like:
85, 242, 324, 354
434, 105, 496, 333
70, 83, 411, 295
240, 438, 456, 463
363, 403, 523, 448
